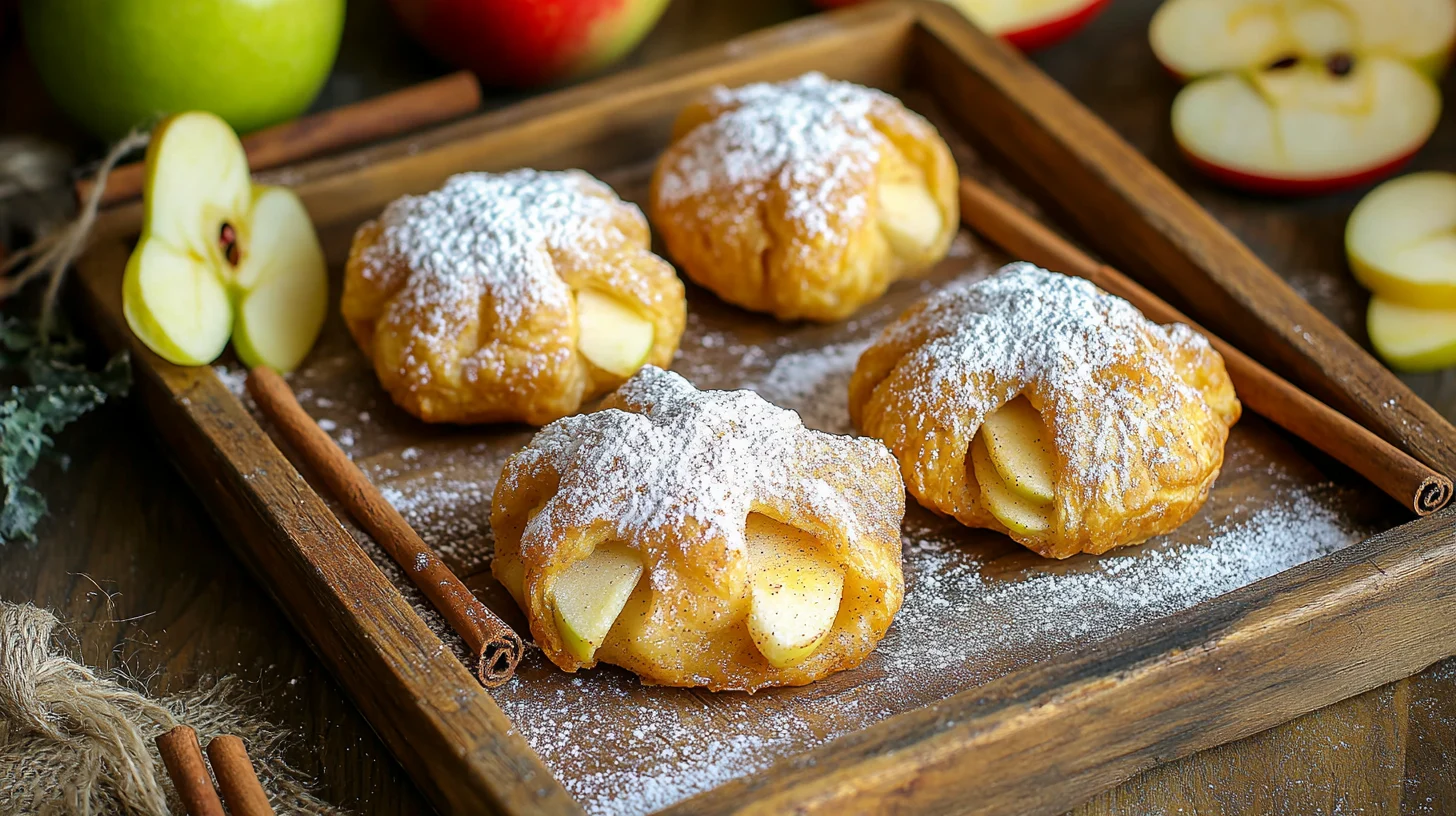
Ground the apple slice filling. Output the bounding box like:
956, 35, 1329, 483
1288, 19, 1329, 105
551, 543, 645, 663
970, 398, 1056, 536
576, 288, 655, 377
878, 181, 943, 257
744, 514, 846, 669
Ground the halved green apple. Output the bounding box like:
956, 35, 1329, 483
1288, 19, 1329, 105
576, 288, 655, 377
1367, 297, 1456, 372
123, 111, 327, 371
744, 514, 845, 669
552, 543, 644, 663
971, 433, 1053, 536
980, 397, 1056, 503
878, 181, 944, 257
1347, 172, 1456, 307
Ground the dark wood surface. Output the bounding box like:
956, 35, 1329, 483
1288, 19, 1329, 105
4, 0, 1456, 814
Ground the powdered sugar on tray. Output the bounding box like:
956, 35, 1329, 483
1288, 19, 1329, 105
491, 469, 1379, 816
744, 339, 871, 434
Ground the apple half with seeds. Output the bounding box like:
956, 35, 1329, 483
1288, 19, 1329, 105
1151, 0, 1451, 195
123, 111, 328, 371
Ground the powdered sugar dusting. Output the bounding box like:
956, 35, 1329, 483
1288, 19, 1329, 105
506, 366, 898, 562
745, 339, 870, 434
357, 169, 640, 384
655, 72, 888, 246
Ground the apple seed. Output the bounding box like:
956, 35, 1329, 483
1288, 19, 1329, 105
1266, 55, 1298, 71
1326, 54, 1354, 76
219, 222, 240, 266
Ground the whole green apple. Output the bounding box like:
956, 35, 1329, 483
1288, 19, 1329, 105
21, 0, 345, 141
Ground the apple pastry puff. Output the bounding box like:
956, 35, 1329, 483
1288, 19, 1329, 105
649, 72, 959, 322
491, 366, 905, 691
342, 169, 686, 425
850, 263, 1242, 559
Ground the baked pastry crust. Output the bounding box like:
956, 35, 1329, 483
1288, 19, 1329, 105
649, 72, 959, 322
849, 263, 1242, 559
342, 169, 685, 425
492, 366, 906, 691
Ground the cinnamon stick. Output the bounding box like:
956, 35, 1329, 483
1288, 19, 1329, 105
77, 71, 482, 208
957, 176, 1452, 516
155, 725, 225, 816
206, 735, 276, 816
246, 366, 524, 686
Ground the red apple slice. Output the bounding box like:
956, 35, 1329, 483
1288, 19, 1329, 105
1347, 172, 1456, 307
813, 0, 1109, 51
1151, 0, 1456, 81
1171, 56, 1441, 195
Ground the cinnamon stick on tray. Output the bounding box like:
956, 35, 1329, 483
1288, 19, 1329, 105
246, 366, 524, 686
957, 176, 1452, 516
77, 70, 482, 209
156, 725, 225, 816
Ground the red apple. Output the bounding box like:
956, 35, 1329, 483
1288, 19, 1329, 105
812, 0, 1110, 52
1152, 0, 1451, 195
388, 0, 672, 88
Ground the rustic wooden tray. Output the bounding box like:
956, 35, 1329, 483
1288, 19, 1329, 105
73, 4, 1456, 815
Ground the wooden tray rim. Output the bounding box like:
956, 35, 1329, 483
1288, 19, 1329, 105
75, 5, 1456, 815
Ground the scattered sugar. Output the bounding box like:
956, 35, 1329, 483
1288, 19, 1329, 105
380, 473, 495, 574
316, 418, 337, 432
492, 479, 1374, 816
745, 339, 870, 434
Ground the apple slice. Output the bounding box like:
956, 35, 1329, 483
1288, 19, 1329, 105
231, 186, 330, 372
551, 543, 644, 663
971, 433, 1053, 536
1347, 172, 1456, 307
1151, 0, 1456, 81
744, 514, 845, 669
1367, 297, 1456, 372
123, 239, 233, 366
1170, 56, 1440, 195
878, 182, 945, 257
947, 0, 1113, 51
980, 397, 1056, 503
576, 288, 655, 377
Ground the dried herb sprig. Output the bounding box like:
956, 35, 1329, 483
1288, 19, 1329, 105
1, 316, 130, 543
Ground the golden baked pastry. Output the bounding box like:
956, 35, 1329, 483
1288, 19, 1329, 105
491, 366, 905, 691
849, 263, 1242, 559
342, 169, 686, 425
649, 72, 959, 322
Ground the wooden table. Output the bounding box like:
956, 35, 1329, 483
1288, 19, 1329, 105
3, 0, 1454, 813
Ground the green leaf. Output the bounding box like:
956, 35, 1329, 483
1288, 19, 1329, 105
0, 316, 131, 544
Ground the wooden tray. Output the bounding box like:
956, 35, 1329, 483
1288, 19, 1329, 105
73, 4, 1456, 815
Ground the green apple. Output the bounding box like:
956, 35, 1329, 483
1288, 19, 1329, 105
971, 433, 1053, 536
551, 543, 644, 663
1367, 297, 1456, 372
20, 0, 344, 141
576, 288, 655, 378
981, 396, 1056, 503
1347, 172, 1456, 307
878, 181, 945, 258
744, 514, 845, 669
123, 111, 328, 371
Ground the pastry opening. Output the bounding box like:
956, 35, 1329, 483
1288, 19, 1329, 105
968, 396, 1056, 536
742, 513, 846, 669
550, 542, 645, 664
574, 288, 654, 378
